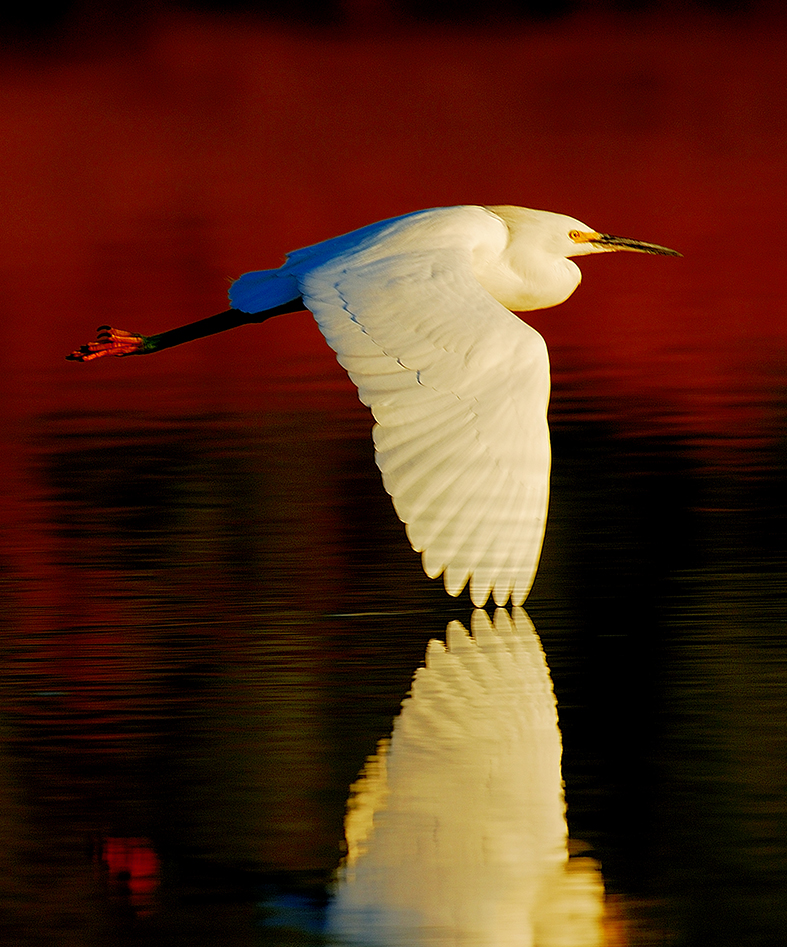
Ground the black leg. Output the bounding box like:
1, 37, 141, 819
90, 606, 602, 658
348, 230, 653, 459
67, 298, 306, 361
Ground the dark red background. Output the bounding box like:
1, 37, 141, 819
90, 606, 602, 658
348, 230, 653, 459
2, 5, 785, 443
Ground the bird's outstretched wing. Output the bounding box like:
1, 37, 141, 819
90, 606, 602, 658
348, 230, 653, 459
296, 219, 551, 607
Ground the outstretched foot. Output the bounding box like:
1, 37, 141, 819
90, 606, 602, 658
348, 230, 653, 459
66, 326, 150, 361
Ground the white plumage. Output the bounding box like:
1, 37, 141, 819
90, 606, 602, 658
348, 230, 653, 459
233, 207, 555, 607
229, 206, 677, 606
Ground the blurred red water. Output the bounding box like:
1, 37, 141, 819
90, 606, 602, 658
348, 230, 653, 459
1, 8, 785, 443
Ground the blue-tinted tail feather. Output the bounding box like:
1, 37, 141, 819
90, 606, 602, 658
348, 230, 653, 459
229, 268, 300, 314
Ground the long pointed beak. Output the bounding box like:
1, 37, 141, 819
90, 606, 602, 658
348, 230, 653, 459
590, 233, 682, 256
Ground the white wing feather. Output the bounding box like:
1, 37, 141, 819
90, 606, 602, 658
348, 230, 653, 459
293, 208, 551, 607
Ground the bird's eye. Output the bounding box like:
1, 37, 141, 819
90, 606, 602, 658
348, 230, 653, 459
568, 230, 582, 241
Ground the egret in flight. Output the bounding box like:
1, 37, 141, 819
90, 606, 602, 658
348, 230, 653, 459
68, 205, 679, 607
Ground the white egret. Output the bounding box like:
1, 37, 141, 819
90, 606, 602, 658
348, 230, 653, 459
330, 607, 606, 947
68, 205, 679, 606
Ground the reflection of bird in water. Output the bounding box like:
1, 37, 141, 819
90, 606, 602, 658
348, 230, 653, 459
330, 607, 606, 947
68, 206, 679, 606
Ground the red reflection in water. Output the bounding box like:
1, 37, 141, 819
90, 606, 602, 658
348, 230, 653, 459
94, 836, 160, 916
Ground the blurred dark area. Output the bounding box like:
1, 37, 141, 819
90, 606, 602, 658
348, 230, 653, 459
0, 0, 773, 47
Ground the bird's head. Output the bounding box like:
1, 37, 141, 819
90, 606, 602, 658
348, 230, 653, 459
481, 205, 680, 311
491, 206, 681, 261
562, 220, 681, 259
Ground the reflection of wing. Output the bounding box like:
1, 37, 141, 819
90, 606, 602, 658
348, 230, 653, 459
293, 207, 551, 608
330, 608, 605, 947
